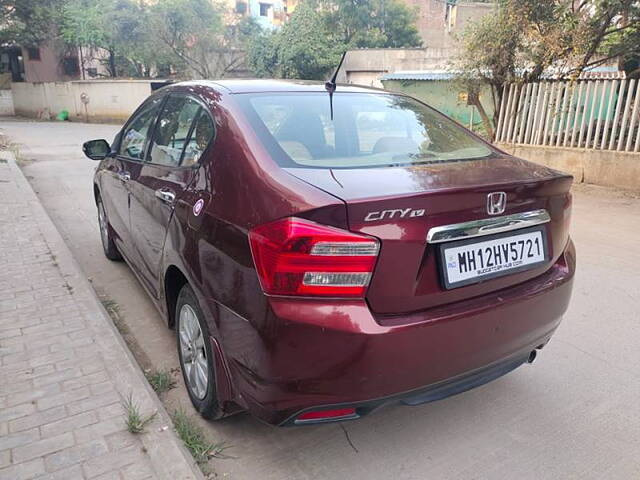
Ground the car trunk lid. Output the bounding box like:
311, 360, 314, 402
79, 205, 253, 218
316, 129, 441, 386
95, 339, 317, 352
285, 155, 573, 315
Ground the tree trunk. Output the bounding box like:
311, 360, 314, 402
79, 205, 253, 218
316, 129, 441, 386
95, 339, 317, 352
79, 47, 85, 80
109, 49, 117, 77
468, 91, 495, 140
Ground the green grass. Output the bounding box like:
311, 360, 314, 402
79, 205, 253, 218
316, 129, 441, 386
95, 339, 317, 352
123, 394, 157, 434
101, 298, 120, 317
101, 298, 128, 333
145, 369, 176, 394
172, 409, 230, 464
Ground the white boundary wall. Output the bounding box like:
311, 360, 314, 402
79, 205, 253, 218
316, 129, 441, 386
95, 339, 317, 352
0, 90, 14, 116
11, 80, 158, 123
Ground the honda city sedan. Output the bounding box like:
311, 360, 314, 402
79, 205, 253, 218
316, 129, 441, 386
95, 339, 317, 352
83, 80, 575, 426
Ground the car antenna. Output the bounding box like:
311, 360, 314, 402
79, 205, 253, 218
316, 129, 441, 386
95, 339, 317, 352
325, 51, 347, 121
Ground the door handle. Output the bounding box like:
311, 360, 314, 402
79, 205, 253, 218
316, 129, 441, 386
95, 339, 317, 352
155, 188, 176, 204
118, 171, 130, 182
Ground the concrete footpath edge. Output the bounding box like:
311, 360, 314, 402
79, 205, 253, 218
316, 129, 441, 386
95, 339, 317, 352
2, 150, 205, 480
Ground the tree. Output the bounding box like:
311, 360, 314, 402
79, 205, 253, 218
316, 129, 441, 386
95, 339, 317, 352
246, 30, 280, 78
59, 0, 112, 75
248, 2, 343, 79
247, 0, 421, 79
455, 0, 640, 139
317, 0, 422, 48
103, 0, 164, 78
59, 0, 162, 78
0, 0, 64, 47
148, 0, 258, 79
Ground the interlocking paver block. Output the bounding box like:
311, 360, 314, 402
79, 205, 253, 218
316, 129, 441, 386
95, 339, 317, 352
41, 411, 99, 438
82, 445, 148, 479
12, 433, 75, 464
9, 406, 67, 434
33, 368, 82, 389
44, 440, 108, 473
0, 450, 9, 469
0, 427, 40, 452
36, 386, 91, 411
34, 464, 84, 480
0, 402, 36, 423
1, 147, 202, 480
73, 418, 127, 446
0, 458, 45, 480
7, 383, 61, 408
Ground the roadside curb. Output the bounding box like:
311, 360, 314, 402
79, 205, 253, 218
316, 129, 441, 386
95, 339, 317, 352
1, 149, 205, 480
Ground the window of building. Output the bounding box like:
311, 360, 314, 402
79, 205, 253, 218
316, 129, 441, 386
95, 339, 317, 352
236, 1, 247, 14
259, 2, 271, 16
62, 57, 80, 76
27, 47, 41, 61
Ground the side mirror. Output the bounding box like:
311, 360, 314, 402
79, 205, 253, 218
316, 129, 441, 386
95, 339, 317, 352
83, 139, 111, 161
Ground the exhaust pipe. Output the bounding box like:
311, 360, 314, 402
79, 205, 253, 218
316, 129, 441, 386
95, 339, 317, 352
527, 350, 537, 364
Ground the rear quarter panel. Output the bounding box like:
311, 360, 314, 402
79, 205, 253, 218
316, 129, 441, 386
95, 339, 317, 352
160, 86, 347, 406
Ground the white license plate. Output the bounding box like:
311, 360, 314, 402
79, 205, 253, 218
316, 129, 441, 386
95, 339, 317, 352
440, 228, 547, 289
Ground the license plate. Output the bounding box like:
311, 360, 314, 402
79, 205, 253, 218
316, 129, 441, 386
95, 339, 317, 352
439, 227, 548, 289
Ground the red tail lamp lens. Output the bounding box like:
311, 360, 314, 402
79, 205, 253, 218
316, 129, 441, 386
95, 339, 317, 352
297, 408, 357, 421
249, 217, 379, 297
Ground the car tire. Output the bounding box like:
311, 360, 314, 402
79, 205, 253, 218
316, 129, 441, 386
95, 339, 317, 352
176, 284, 224, 420
97, 196, 122, 261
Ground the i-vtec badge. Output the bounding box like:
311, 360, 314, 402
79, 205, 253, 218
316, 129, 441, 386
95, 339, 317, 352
364, 208, 426, 222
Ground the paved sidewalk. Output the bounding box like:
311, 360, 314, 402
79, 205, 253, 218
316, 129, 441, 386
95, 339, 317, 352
0, 150, 203, 480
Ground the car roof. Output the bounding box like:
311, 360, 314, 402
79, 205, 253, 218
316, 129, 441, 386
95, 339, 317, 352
194, 79, 389, 94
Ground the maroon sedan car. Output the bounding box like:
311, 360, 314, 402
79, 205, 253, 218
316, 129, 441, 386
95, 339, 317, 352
83, 80, 575, 426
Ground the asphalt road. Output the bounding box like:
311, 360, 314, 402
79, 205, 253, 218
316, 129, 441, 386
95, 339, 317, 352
2, 118, 640, 480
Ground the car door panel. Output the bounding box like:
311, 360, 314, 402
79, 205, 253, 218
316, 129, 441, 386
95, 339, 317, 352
129, 165, 197, 296
99, 156, 131, 252
102, 95, 165, 274
128, 95, 214, 298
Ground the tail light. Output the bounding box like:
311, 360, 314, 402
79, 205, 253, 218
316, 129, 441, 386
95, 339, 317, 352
248, 217, 379, 297
296, 408, 358, 423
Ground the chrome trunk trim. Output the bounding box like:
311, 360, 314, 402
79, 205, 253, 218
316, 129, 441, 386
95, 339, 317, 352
427, 209, 551, 244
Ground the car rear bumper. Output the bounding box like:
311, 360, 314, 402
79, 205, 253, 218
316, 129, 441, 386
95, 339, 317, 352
228, 239, 576, 426
285, 348, 534, 426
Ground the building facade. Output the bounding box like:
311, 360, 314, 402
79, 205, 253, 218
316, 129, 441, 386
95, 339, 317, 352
402, 0, 494, 49
231, 0, 298, 28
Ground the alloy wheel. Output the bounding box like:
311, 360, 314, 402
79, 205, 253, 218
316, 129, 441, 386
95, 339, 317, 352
179, 304, 209, 400
98, 201, 109, 251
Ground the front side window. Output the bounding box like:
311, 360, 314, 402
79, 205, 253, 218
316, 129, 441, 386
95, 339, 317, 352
237, 93, 493, 169
119, 97, 163, 160
148, 96, 202, 167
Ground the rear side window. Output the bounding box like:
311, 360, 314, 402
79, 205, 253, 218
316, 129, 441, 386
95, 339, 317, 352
147, 96, 202, 167
236, 93, 492, 168
119, 97, 163, 160
182, 110, 215, 166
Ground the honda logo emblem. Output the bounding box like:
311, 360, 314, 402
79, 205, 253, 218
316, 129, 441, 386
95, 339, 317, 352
487, 192, 507, 215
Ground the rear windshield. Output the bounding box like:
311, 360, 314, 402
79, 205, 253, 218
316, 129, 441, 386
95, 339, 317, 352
235, 92, 493, 168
